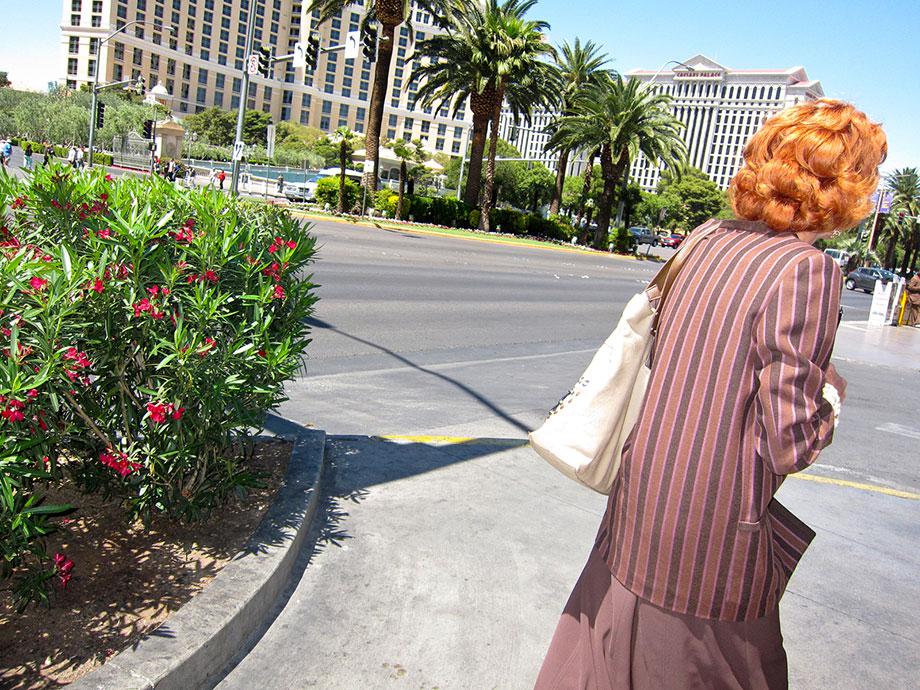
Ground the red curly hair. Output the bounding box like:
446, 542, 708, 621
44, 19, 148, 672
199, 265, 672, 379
729, 99, 887, 235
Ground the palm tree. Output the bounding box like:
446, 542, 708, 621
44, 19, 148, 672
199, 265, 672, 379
409, 0, 556, 212
477, 1, 558, 230
387, 137, 425, 219
308, 0, 454, 196
881, 168, 920, 272
550, 76, 686, 248
331, 126, 357, 213
545, 39, 612, 216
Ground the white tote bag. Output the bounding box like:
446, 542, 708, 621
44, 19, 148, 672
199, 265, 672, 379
528, 222, 717, 494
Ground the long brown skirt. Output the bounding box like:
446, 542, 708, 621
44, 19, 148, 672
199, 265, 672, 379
534, 548, 788, 689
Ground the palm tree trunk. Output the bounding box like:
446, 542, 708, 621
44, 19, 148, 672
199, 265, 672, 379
463, 112, 489, 207
575, 148, 597, 225
337, 139, 347, 213
479, 88, 504, 231
362, 22, 396, 195
397, 159, 406, 220
594, 146, 629, 249
549, 147, 569, 215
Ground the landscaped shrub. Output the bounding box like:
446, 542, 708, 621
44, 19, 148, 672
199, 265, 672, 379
468, 208, 481, 229
315, 176, 359, 211
609, 226, 635, 253
0, 165, 317, 606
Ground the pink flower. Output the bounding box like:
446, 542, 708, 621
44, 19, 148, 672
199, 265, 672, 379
286, 240, 297, 250
97, 227, 113, 239
104, 174, 114, 182
11, 197, 26, 210
198, 336, 216, 356
203, 270, 219, 284
147, 285, 159, 297
99, 449, 142, 478
26, 389, 38, 399
63, 347, 91, 368
133, 298, 152, 317
91, 278, 105, 294
273, 284, 285, 300
29, 276, 49, 291
53, 552, 75, 587
171, 406, 185, 420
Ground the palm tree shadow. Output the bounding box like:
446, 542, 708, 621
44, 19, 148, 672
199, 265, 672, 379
306, 317, 531, 434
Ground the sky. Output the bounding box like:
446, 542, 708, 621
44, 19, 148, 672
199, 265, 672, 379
1, 0, 918, 171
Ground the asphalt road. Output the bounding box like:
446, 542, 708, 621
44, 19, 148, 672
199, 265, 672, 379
216, 216, 918, 689
283, 216, 916, 492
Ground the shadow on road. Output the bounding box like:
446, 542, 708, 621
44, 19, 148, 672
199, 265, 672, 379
306, 317, 533, 434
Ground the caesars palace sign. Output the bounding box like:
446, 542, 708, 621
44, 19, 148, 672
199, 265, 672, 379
673, 70, 724, 80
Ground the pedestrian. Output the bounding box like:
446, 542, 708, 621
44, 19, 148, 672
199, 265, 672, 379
904, 270, 920, 327
67, 145, 77, 169
76, 146, 85, 170
217, 168, 226, 191
1, 139, 12, 168
42, 141, 54, 167
534, 99, 887, 689
23, 142, 34, 170
277, 174, 285, 195
166, 159, 177, 181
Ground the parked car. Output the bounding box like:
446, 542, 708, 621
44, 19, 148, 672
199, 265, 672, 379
628, 226, 658, 246
659, 233, 684, 249
283, 176, 326, 203
845, 267, 896, 293
824, 248, 852, 271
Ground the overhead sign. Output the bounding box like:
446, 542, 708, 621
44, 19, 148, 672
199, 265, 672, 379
292, 41, 306, 69
232, 141, 245, 162
246, 53, 260, 76
344, 30, 360, 60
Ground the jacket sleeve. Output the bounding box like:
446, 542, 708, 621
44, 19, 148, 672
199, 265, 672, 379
752, 252, 843, 475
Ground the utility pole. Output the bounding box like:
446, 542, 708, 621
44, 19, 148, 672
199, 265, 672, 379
230, 0, 259, 196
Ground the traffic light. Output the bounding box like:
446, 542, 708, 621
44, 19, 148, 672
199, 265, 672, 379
95, 101, 106, 129
258, 46, 273, 77
305, 33, 321, 71
361, 25, 378, 61
143, 119, 154, 139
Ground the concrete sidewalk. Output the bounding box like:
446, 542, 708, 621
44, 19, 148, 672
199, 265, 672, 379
833, 320, 920, 369
217, 436, 919, 689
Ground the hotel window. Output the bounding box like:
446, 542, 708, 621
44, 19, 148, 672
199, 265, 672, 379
387, 129, 396, 139
87, 60, 96, 77
133, 48, 143, 66
302, 93, 311, 107
167, 58, 175, 75
69, 36, 80, 53
113, 64, 123, 80
71, 0, 81, 9
71, 13, 82, 25
300, 111, 310, 125
197, 87, 207, 103
150, 54, 159, 70
198, 68, 208, 84
340, 104, 349, 118
451, 141, 461, 154
437, 123, 446, 136
182, 64, 191, 79
215, 92, 223, 107
320, 116, 330, 130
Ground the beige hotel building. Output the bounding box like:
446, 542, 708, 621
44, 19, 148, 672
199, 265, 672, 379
59, 0, 473, 158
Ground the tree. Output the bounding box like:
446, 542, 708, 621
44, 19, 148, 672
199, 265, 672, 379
545, 39, 612, 215
411, 0, 558, 223
881, 168, 919, 272
309, 0, 454, 196
550, 76, 686, 248
331, 126, 358, 213
0, 72, 10, 89
387, 137, 425, 219
657, 168, 727, 230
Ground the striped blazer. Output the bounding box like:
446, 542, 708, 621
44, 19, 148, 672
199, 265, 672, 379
595, 219, 844, 622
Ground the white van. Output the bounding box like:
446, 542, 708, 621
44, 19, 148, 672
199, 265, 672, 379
824, 248, 851, 270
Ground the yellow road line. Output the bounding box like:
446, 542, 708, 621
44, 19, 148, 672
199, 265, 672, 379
789, 472, 920, 500
376, 436, 919, 500
291, 210, 643, 261
376, 435, 528, 448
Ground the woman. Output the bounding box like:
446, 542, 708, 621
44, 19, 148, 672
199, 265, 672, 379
905, 271, 920, 327
535, 100, 887, 689
23, 142, 34, 170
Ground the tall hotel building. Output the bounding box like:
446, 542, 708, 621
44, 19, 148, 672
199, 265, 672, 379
627, 55, 823, 190
497, 54, 823, 191
59, 0, 472, 157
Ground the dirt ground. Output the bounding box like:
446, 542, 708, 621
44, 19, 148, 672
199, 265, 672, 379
0, 438, 292, 689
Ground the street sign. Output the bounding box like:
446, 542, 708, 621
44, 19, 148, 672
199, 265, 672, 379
232, 141, 245, 162
266, 124, 276, 159
292, 41, 306, 69
344, 30, 360, 60
246, 53, 260, 76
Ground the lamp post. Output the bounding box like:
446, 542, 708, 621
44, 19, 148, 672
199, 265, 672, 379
143, 82, 171, 173
87, 20, 175, 167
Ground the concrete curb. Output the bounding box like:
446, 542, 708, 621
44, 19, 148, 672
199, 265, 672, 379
71, 416, 327, 690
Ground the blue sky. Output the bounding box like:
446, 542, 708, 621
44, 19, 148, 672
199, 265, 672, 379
2, 0, 917, 170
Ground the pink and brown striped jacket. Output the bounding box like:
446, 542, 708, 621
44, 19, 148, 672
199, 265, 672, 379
595, 219, 843, 622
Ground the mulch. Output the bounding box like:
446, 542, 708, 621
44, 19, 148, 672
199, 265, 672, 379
0, 438, 292, 689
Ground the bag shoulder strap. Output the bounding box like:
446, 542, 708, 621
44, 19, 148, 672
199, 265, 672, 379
646, 219, 721, 328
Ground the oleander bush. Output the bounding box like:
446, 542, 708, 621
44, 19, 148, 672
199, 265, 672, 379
315, 176, 359, 211
0, 164, 317, 607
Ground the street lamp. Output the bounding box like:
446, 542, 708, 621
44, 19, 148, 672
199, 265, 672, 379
87, 20, 176, 167
143, 82, 172, 172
